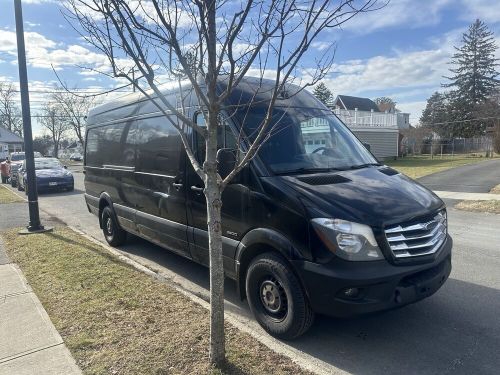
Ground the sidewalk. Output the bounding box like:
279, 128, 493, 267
0, 240, 81, 375
433, 190, 500, 201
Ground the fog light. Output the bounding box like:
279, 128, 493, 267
343, 287, 359, 298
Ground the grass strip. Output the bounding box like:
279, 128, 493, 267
385, 155, 497, 179
0, 185, 24, 204
455, 200, 500, 214
490, 184, 500, 194
2, 227, 310, 375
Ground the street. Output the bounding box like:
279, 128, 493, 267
3, 164, 500, 375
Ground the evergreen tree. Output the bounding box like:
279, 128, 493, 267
420, 91, 451, 137
313, 82, 334, 107
444, 19, 499, 105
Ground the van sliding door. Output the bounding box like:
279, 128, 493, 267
133, 115, 189, 257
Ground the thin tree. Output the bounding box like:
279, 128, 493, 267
51, 87, 95, 146
65, 0, 382, 366
40, 102, 70, 158
313, 82, 334, 108
444, 19, 499, 105
0, 83, 23, 137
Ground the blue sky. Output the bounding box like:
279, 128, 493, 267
0, 0, 499, 136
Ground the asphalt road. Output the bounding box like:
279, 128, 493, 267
3, 164, 500, 375
417, 158, 500, 193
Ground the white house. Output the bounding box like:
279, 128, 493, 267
332, 95, 410, 159
0, 125, 23, 160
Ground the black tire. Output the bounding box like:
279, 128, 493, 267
17, 182, 23, 191
245, 253, 314, 340
101, 206, 127, 246
10, 179, 16, 188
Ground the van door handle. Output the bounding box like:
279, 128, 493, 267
172, 182, 183, 190
190, 185, 204, 193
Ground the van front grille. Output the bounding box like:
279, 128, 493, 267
385, 211, 447, 258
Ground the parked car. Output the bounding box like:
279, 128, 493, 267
84, 77, 452, 339
69, 153, 83, 161
1, 152, 42, 184
19, 157, 74, 193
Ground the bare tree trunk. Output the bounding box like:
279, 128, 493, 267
204, 0, 225, 366
205, 174, 225, 365
205, 109, 225, 366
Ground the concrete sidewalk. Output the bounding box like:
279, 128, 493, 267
0, 241, 81, 375
433, 190, 500, 201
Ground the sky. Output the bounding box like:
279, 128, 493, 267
0, 0, 500, 137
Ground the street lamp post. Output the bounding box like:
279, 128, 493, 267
14, 0, 51, 234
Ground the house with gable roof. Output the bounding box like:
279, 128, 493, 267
0, 125, 23, 161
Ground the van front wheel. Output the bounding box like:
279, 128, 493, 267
101, 206, 127, 246
246, 253, 314, 340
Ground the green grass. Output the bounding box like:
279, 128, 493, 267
455, 200, 500, 214
2, 227, 311, 375
385, 155, 498, 179
0, 185, 24, 204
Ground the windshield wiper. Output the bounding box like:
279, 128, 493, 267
275, 167, 342, 175
348, 163, 381, 170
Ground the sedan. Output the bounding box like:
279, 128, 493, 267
19, 157, 74, 194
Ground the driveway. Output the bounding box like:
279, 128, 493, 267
2, 166, 500, 374
417, 158, 500, 193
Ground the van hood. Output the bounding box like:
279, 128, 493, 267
276, 166, 444, 228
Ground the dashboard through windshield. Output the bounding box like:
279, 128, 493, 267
236, 106, 377, 174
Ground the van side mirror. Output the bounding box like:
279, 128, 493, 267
216, 148, 237, 180
363, 142, 371, 151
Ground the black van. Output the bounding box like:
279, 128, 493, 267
84, 78, 452, 339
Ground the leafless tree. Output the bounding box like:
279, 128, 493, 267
40, 102, 70, 158
51, 87, 95, 146
65, 0, 382, 365
0, 83, 23, 137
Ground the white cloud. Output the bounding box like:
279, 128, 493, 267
343, 0, 453, 34
459, 0, 500, 24
0, 29, 108, 70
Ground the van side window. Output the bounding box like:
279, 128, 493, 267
194, 113, 237, 164
86, 121, 137, 167
135, 115, 182, 176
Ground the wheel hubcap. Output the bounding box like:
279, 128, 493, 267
260, 279, 286, 316
106, 217, 113, 235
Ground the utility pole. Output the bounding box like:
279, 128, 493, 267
14, 0, 51, 234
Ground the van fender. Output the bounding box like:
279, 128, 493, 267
234, 228, 305, 300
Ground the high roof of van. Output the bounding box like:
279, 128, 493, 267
86, 77, 325, 127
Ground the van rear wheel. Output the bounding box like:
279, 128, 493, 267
101, 206, 127, 246
245, 253, 314, 339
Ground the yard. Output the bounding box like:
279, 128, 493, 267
0, 185, 24, 204
2, 227, 311, 375
385, 154, 499, 179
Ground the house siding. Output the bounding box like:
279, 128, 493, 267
352, 129, 399, 160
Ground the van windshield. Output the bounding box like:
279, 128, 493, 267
234, 106, 378, 174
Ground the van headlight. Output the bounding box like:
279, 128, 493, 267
311, 218, 383, 261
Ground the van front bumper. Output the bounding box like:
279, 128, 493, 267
292, 235, 452, 317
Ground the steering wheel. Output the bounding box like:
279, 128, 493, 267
312, 147, 329, 154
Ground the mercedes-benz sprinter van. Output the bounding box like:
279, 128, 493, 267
84, 77, 452, 339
